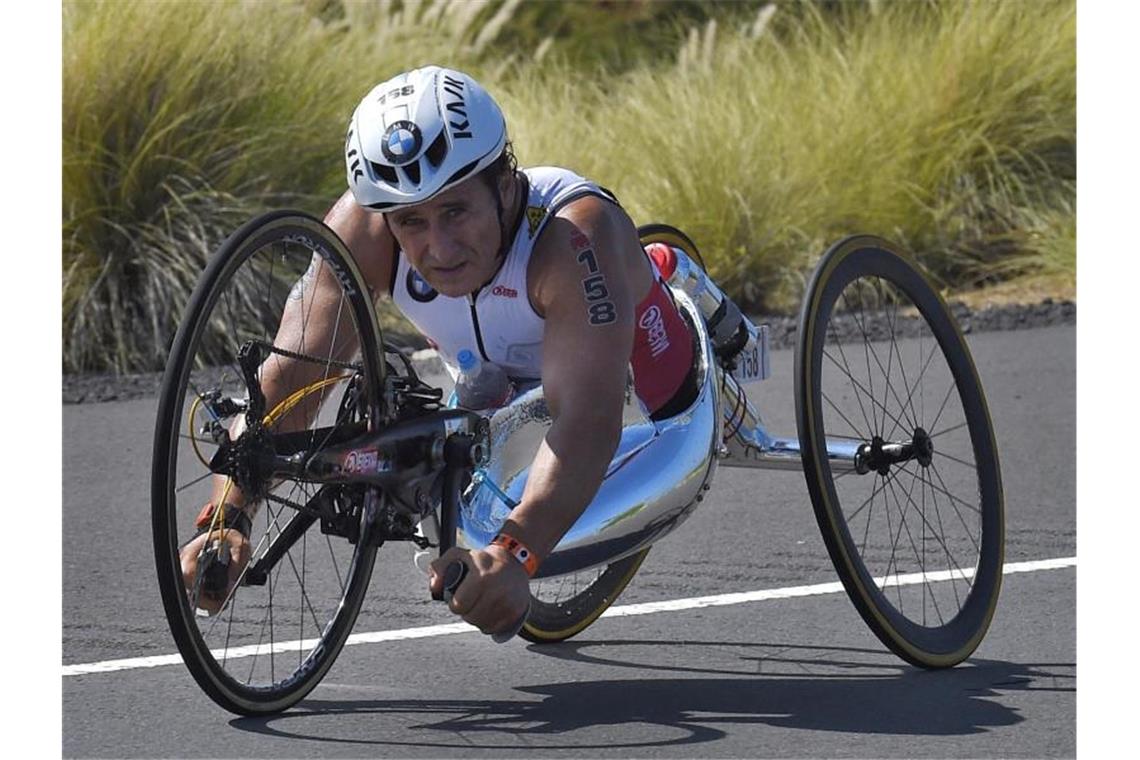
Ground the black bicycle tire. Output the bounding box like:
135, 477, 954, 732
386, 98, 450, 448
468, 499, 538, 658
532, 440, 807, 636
794, 235, 1004, 668
520, 548, 650, 643
151, 210, 386, 714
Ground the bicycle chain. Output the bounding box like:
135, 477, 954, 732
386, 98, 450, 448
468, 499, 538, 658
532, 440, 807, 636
253, 340, 362, 373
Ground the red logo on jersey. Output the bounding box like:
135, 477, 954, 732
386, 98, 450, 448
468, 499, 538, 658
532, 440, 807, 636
638, 304, 671, 358
491, 285, 518, 298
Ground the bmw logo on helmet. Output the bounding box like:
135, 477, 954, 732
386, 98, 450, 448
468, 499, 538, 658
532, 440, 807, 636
381, 121, 423, 166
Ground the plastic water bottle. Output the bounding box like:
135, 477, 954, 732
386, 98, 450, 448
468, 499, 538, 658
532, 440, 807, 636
454, 349, 513, 411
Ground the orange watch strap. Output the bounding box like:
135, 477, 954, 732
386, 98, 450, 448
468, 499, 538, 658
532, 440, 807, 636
490, 533, 538, 577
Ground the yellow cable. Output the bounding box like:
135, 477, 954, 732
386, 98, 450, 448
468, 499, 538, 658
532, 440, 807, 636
187, 374, 351, 467
188, 394, 209, 468
208, 478, 236, 536
262, 374, 350, 426
186, 373, 353, 535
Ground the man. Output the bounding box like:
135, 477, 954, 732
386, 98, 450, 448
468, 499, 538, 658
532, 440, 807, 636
180, 66, 695, 639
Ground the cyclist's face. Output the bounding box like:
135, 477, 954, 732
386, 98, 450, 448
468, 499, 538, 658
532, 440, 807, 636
386, 177, 505, 298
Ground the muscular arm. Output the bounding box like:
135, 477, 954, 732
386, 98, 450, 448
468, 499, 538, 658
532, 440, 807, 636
429, 196, 648, 634
256, 193, 394, 427
498, 197, 644, 563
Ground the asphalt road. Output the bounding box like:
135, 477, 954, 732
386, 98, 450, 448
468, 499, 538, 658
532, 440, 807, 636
62, 324, 1075, 758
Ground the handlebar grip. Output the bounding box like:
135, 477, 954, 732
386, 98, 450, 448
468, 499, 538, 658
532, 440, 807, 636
435, 559, 468, 604
200, 539, 231, 598
432, 559, 529, 643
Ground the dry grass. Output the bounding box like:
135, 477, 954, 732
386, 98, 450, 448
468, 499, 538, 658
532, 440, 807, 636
64, 0, 1076, 372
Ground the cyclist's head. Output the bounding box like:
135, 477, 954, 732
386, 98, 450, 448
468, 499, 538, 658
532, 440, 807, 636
345, 66, 509, 212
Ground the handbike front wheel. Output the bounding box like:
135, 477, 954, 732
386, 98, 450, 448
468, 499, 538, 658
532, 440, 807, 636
794, 235, 1004, 668
151, 211, 386, 714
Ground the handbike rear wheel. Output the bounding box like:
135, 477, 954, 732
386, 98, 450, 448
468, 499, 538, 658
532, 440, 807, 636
520, 550, 649, 643
152, 211, 386, 714
794, 235, 1004, 668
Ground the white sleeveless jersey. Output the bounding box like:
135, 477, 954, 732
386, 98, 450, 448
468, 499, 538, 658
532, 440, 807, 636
390, 166, 617, 380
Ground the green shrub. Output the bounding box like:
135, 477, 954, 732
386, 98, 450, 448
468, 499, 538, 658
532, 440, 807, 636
63, 0, 492, 372
505, 0, 1075, 311
64, 0, 1075, 373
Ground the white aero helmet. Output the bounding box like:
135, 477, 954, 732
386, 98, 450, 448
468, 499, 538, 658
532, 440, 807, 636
345, 66, 507, 211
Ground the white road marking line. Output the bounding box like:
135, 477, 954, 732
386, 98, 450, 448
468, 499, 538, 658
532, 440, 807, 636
62, 556, 1075, 677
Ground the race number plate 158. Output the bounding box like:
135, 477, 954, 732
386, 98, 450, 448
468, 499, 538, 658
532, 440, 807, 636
731, 323, 771, 386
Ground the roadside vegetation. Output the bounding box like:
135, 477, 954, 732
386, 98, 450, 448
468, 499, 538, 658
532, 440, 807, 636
63, 0, 1075, 374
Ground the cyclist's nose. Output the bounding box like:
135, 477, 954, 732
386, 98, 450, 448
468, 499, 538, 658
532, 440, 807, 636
424, 223, 465, 265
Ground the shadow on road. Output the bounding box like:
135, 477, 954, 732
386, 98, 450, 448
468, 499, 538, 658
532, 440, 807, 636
229, 640, 1073, 751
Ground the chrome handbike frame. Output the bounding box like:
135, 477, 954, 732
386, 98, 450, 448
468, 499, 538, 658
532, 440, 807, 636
451, 281, 862, 580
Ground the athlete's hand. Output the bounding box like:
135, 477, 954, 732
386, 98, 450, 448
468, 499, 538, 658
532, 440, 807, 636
179, 529, 252, 616
429, 546, 530, 638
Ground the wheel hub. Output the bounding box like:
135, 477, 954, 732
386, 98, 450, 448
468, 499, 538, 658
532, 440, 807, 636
855, 428, 935, 475
912, 426, 934, 467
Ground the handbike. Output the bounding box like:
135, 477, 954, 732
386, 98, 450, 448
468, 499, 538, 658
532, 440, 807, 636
152, 211, 1003, 715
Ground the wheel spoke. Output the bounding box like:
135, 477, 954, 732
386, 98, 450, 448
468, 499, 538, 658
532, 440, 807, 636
851, 291, 879, 433
199, 498, 286, 641
245, 516, 277, 684
175, 469, 215, 494
929, 462, 982, 549
859, 472, 877, 555
933, 449, 977, 471
830, 295, 876, 435
220, 281, 252, 383
821, 387, 871, 441
927, 380, 958, 438
878, 473, 906, 610
866, 332, 921, 441
885, 292, 921, 433
846, 466, 896, 527
844, 279, 929, 441
885, 330, 941, 441
893, 463, 977, 592
306, 296, 351, 456
923, 466, 965, 609
929, 420, 969, 440
822, 350, 912, 436
879, 287, 903, 436
884, 470, 929, 598
222, 585, 237, 670
919, 319, 926, 428
918, 471, 946, 626
920, 465, 983, 517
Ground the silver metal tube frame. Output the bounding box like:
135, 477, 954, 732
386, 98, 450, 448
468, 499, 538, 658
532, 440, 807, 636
456, 289, 721, 579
